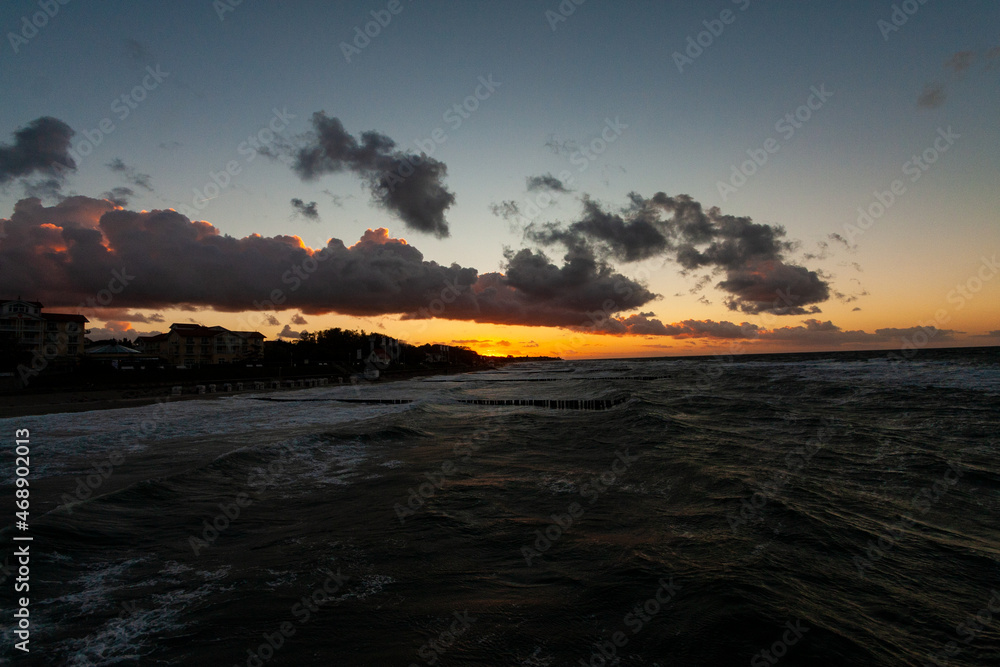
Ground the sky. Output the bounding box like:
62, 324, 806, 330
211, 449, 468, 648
0, 0, 997, 359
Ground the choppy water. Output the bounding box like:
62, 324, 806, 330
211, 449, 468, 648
2, 347, 999, 665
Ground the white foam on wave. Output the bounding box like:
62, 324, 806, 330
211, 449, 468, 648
53, 562, 232, 665
0, 387, 418, 486
46, 557, 148, 614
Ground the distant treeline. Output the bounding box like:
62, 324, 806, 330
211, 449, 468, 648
265, 327, 488, 369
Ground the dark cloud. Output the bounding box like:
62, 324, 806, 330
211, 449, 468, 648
687, 275, 713, 296
0, 196, 656, 330
278, 325, 302, 339
107, 158, 153, 191
918, 48, 997, 108
543, 135, 577, 156
23, 177, 66, 201
528, 192, 830, 315
873, 326, 956, 342
0, 117, 76, 184
86, 321, 138, 340
762, 321, 955, 344
443, 244, 659, 327
102, 186, 135, 207
86, 309, 165, 324
593, 316, 957, 347
591, 313, 760, 338
290, 198, 319, 221
833, 280, 869, 305
286, 112, 454, 237
322, 190, 350, 207
944, 51, 976, 74
527, 195, 668, 262
291, 313, 308, 325
526, 173, 571, 193
159, 141, 182, 150
803, 240, 829, 261
718, 262, 828, 315
828, 232, 856, 251
917, 83, 947, 109
489, 200, 521, 221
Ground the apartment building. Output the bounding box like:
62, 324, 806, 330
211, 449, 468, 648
136, 323, 265, 366
0, 299, 88, 357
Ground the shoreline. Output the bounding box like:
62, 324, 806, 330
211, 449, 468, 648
0, 366, 487, 419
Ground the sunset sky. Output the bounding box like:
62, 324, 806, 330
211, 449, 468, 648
1, 1, 997, 358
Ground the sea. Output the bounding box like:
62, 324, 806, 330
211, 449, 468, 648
1, 346, 998, 666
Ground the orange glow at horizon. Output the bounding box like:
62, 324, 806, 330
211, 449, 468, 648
108, 302, 998, 360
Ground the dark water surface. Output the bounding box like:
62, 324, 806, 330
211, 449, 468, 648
2, 348, 999, 665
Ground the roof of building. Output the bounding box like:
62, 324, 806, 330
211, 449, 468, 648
168, 323, 266, 340
0, 299, 44, 307
135, 333, 169, 343
169, 323, 221, 337
232, 330, 265, 339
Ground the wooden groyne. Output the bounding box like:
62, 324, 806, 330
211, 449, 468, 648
422, 375, 667, 383
455, 397, 627, 410
252, 396, 628, 410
